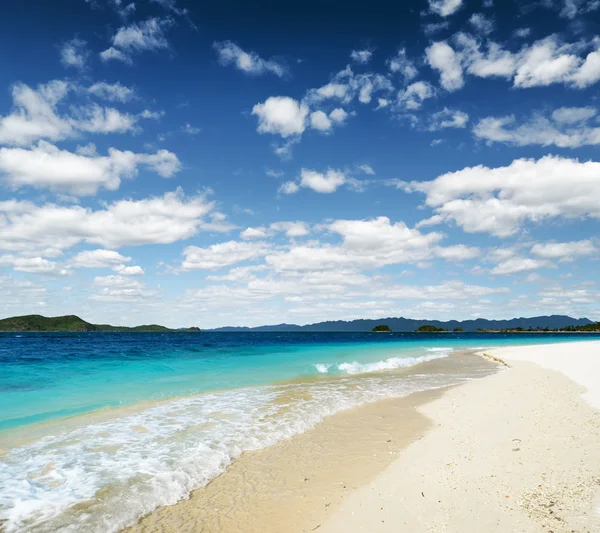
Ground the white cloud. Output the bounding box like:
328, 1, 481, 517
266, 217, 444, 272
101, 18, 171, 64
350, 49, 373, 64
429, 0, 463, 16
429, 107, 469, 130
398, 81, 435, 110
435, 244, 480, 260
87, 82, 135, 102
0, 188, 217, 255
329, 108, 348, 123
213, 41, 286, 77
560, 0, 600, 18
113, 264, 144, 275
182, 123, 200, 134
531, 240, 597, 261
90, 275, 155, 302
252, 96, 309, 138
270, 221, 310, 237
426, 41, 464, 91
309, 110, 332, 131
240, 227, 269, 240
469, 13, 494, 34
473, 107, 600, 148
0, 255, 71, 276
387, 49, 418, 81
491, 257, 551, 275
358, 164, 375, 175
181, 241, 268, 270
0, 141, 181, 195
299, 168, 346, 193
0, 80, 148, 147
406, 155, 600, 237
453, 33, 600, 90
278, 181, 300, 194
60, 38, 89, 69
72, 249, 131, 268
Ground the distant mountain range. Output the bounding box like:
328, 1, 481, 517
0, 315, 201, 333
0, 314, 596, 333
210, 315, 595, 333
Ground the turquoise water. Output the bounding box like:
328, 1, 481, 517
0, 332, 596, 532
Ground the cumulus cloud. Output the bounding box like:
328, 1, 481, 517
0, 188, 219, 255
491, 257, 551, 275
387, 48, 418, 81
429, 107, 469, 130
398, 81, 435, 110
87, 82, 135, 102
299, 168, 346, 193
113, 264, 144, 275
406, 155, 600, 237
252, 96, 309, 138
213, 41, 286, 77
72, 249, 132, 268
428, 0, 463, 16
531, 240, 597, 261
448, 33, 600, 90
426, 41, 464, 91
181, 240, 268, 270
270, 221, 310, 237
0, 255, 71, 276
0, 141, 181, 195
60, 38, 89, 69
473, 107, 600, 148
0, 80, 147, 147
100, 18, 172, 64
350, 49, 373, 64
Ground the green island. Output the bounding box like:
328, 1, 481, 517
416, 325, 448, 332
0, 314, 201, 333
371, 324, 392, 332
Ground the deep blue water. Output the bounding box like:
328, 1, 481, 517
1, 331, 598, 431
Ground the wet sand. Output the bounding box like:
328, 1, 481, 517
124, 352, 497, 533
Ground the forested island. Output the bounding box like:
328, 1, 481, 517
0, 315, 201, 333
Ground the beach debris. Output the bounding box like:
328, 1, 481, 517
421, 492, 425, 497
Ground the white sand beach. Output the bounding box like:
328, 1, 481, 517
320, 340, 600, 533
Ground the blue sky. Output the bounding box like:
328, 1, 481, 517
0, 0, 599, 328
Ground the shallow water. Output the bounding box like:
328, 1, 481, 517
0, 332, 596, 532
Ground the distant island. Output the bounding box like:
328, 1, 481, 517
416, 325, 447, 332
209, 315, 598, 333
0, 315, 201, 333
372, 325, 392, 332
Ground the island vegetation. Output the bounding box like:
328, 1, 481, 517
416, 325, 447, 332
0, 315, 202, 333
453, 327, 464, 333
372, 325, 392, 332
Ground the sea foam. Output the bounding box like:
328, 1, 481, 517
0, 349, 465, 533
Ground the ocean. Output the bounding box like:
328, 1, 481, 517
0, 332, 597, 533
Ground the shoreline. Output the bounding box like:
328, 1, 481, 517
125, 340, 600, 533
320, 340, 600, 532
123, 351, 498, 533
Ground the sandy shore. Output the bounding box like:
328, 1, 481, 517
123, 341, 600, 533
320, 340, 600, 533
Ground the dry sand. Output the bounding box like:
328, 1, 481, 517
320, 340, 600, 533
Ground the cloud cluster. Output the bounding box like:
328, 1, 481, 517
427, 33, 600, 91
0, 188, 219, 256
407, 155, 600, 236
0, 141, 180, 195
474, 106, 600, 148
